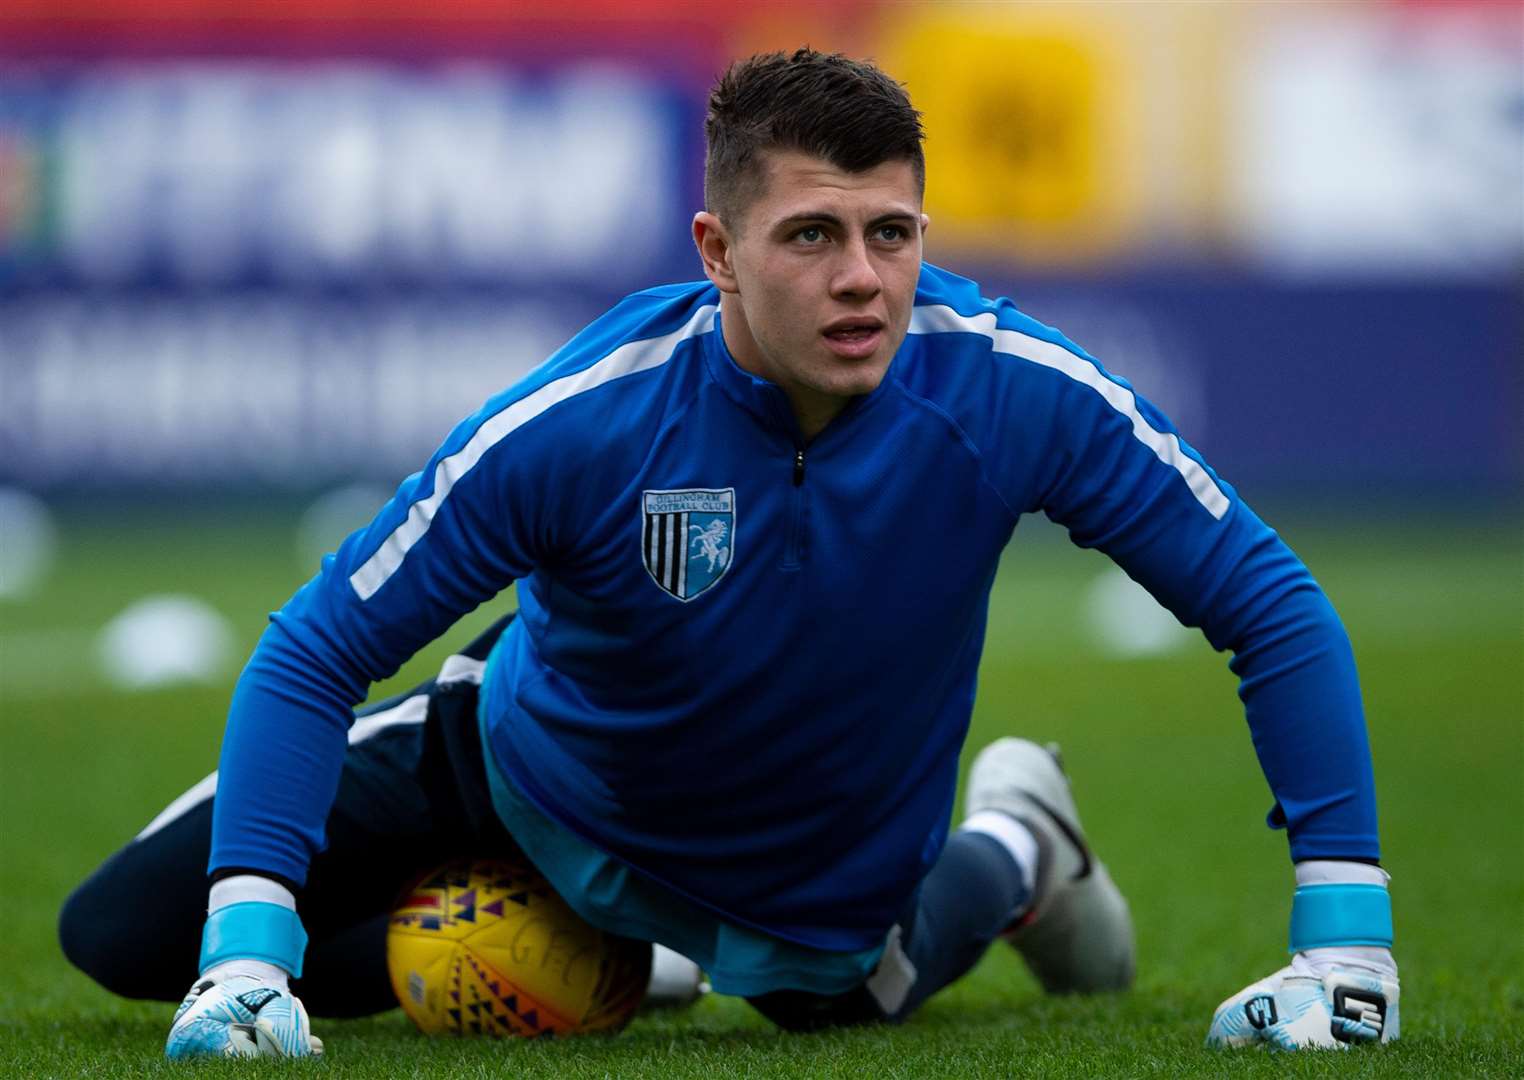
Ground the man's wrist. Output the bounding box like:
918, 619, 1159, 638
209, 873, 298, 912
1294, 860, 1388, 888
200, 874, 307, 977
1295, 946, 1398, 979
202, 958, 291, 988
1288, 860, 1393, 954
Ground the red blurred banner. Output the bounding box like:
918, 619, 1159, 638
0, 0, 877, 60
4, 2, 702, 61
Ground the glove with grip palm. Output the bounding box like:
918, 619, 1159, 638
165, 960, 322, 1059
1206, 946, 1399, 1049
1207, 860, 1398, 1051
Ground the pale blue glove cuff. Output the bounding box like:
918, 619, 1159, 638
200, 901, 308, 978
1288, 883, 1393, 953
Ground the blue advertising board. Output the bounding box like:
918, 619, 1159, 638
0, 64, 1517, 502
0, 62, 704, 289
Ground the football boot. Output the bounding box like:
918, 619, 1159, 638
965, 737, 1135, 993
642, 944, 709, 1009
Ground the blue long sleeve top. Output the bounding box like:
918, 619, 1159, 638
210, 264, 1379, 951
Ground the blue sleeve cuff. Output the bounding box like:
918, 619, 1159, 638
200, 901, 308, 978
1288, 883, 1393, 953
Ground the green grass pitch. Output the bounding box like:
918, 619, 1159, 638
2, 502, 1520, 1077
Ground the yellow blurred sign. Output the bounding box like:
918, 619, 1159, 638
879, 5, 1147, 265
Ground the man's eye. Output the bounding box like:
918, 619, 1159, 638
797, 227, 824, 243
876, 225, 906, 242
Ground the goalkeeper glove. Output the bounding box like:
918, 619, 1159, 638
1206, 860, 1399, 1050
166, 961, 322, 1059
165, 875, 322, 1060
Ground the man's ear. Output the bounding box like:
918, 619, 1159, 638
693, 211, 740, 294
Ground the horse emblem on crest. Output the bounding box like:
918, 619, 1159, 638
641, 488, 736, 601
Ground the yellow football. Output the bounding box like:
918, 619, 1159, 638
386, 855, 650, 1037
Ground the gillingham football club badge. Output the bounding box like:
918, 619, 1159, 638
641, 488, 735, 602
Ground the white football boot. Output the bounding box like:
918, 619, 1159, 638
965, 737, 1135, 993
641, 944, 709, 1010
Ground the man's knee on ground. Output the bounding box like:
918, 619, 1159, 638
59, 874, 140, 996
58, 855, 201, 1001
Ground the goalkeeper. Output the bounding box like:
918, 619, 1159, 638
60, 49, 1397, 1056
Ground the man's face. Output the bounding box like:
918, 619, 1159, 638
695, 149, 926, 435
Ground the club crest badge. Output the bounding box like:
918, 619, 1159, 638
642, 488, 735, 602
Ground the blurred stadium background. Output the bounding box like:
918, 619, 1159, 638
1, 0, 1518, 505
0, 0, 1520, 1069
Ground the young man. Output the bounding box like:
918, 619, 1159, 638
61, 50, 1399, 1056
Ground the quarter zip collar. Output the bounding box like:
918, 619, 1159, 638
702, 312, 798, 436
702, 310, 898, 444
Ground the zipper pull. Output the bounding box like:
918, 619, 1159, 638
793, 449, 805, 486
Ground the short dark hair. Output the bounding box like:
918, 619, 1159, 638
704, 48, 925, 228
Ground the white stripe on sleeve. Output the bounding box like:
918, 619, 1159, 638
350, 304, 719, 601
908, 304, 1230, 520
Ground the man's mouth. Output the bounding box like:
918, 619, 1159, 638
822, 319, 885, 358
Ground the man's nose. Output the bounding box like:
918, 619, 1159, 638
831, 237, 882, 300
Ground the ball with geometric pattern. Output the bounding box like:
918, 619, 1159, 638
386, 856, 651, 1037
